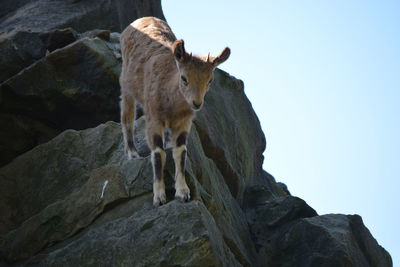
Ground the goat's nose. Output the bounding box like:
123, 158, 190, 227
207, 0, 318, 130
192, 101, 202, 110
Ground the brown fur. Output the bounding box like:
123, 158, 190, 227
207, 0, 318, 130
120, 16, 230, 206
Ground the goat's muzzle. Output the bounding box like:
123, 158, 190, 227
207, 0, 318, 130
192, 101, 202, 111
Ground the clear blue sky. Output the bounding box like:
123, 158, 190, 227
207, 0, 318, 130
162, 1, 399, 265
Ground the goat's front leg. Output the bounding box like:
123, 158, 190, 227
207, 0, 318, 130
172, 128, 190, 202
147, 123, 166, 206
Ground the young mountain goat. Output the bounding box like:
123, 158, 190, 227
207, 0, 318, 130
120, 17, 230, 206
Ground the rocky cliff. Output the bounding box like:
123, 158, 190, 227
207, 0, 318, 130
0, 1, 392, 266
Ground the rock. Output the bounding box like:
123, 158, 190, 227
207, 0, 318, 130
0, 113, 59, 166
0, 0, 165, 166
1, 165, 128, 262
115, 0, 165, 30
262, 214, 392, 267
0, 118, 257, 265
244, 183, 392, 266
243, 174, 290, 210
245, 193, 317, 232
1, 114, 392, 266
194, 70, 267, 202
0, 27, 80, 84
0, 0, 164, 42
0, 118, 251, 266
0, 31, 47, 83
39, 28, 78, 53
81, 29, 111, 41
0, 65, 392, 266
28, 201, 240, 266
0, 0, 33, 19
0, 122, 124, 241
348, 215, 393, 267
0, 0, 120, 35
0, 0, 164, 83
0, 36, 121, 166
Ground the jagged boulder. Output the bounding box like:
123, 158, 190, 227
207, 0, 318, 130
0, 36, 121, 129
194, 73, 266, 202
0, 31, 47, 84
244, 184, 392, 267
0, 0, 118, 84
114, 0, 165, 30
0, 0, 165, 166
262, 214, 392, 267
0, 74, 392, 266
0, 34, 122, 166
28, 200, 240, 266
0, 0, 164, 84
0, 119, 257, 265
0, 69, 266, 266
0, 0, 164, 35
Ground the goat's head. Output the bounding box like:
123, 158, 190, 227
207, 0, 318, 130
172, 40, 230, 111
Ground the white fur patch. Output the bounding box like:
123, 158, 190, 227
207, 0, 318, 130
153, 180, 166, 206
173, 145, 186, 160
175, 176, 190, 201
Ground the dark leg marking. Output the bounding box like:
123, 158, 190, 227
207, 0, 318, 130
127, 128, 136, 151
153, 134, 163, 149
154, 152, 162, 181
128, 139, 135, 150
176, 132, 188, 147
180, 149, 186, 174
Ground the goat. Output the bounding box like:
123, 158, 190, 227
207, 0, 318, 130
119, 17, 230, 206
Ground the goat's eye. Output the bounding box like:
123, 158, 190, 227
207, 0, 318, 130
208, 79, 213, 85
181, 76, 188, 85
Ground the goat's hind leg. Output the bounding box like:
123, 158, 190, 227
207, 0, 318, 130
121, 94, 139, 159
147, 122, 167, 206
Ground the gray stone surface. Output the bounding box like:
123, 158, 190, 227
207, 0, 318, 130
0, 117, 392, 266
0, 117, 257, 265
0, 36, 121, 166
261, 214, 393, 267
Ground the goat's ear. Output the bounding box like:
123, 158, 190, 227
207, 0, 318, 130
172, 40, 186, 62
212, 47, 231, 67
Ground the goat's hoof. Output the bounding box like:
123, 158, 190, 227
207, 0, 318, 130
175, 187, 190, 202
153, 192, 166, 207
